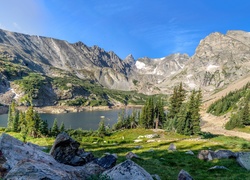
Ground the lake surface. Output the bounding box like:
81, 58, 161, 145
0, 109, 135, 130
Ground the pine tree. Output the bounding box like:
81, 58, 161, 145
155, 98, 166, 129
19, 111, 26, 133
242, 100, 250, 125
166, 83, 186, 130
7, 101, 16, 131
25, 106, 36, 137
39, 119, 49, 136
13, 110, 19, 132
98, 120, 106, 137
51, 118, 59, 137
59, 122, 65, 132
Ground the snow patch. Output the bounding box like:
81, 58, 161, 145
171, 71, 176, 74
153, 57, 165, 61
10, 88, 20, 99
135, 61, 146, 69
186, 74, 193, 78
188, 83, 197, 88
206, 64, 219, 71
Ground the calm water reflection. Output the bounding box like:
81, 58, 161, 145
0, 109, 134, 130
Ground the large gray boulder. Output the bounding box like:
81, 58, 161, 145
103, 160, 153, 180
0, 133, 102, 179
237, 152, 250, 170
50, 132, 94, 166
214, 150, 236, 159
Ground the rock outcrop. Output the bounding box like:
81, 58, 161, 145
0, 133, 94, 179
49, 132, 94, 166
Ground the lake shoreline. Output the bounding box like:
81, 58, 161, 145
0, 104, 143, 115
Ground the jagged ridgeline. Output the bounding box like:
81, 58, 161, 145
1, 28, 250, 106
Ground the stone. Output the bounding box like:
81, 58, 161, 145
185, 150, 194, 155
147, 139, 156, 143
197, 150, 216, 161
112, 153, 118, 159
134, 139, 143, 143
135, 145, 143, 149
214, 150, 236, 159
103, 160, 153, 180
0, 133, 101, 179
177, 169, 194, 180
147, 149, 154, 152
126, 152, 141, 160
50, 132, 94, 166
144, 134, 159, 139
94, 154, 117, 169
236, 152, 250, 170
208, 166, 229, 171
168, 143, 176, 151
152, 174, 161, 180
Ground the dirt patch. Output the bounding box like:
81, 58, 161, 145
200, 75, 250, 140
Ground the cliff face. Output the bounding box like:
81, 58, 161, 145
0, 29, 249, 106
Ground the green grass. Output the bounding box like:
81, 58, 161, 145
234, 126, 250, 134
1, 128, 250, 179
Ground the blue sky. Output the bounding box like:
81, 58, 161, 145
0, 0, 250, 59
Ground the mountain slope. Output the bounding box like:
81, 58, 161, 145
0, 29, 250, 106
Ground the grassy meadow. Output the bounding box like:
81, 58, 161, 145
1, 128, 250, 180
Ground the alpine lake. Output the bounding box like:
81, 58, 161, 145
0, 108, 135, 130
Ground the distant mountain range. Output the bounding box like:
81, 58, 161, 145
0, 29, 249, 106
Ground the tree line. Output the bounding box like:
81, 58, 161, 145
113, 83, 202, 135
7, 101, 64, 140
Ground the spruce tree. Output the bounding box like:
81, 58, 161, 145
19, 111, 26, 133
166, 83, 186, 130
242, 100, 250, 125
39, 119, 49, 136
7, 101, 16, 131
25, 106, 36, 137
59, 122, 65, 132
13, 110, 19, 132
51, 118, 59, 137
98, 120, 106, 137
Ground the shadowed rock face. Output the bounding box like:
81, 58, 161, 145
49, 132, 94, 166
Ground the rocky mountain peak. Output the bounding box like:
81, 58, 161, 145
124, 54, 135, 64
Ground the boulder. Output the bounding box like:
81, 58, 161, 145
152, 174, 161, 180
197, 150, 216, 161
236, 152, 250, 170
185, 150, 194, 155
208, 166, 229, 171
50, 132, 94, 166
168, 143, 176, 151
0, 133, 104, 179
177, 169, 194, 180
103, 160, 153, 180
94, 154, 117, 169
126, 152, 141, 159
214, 150, 236, 159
